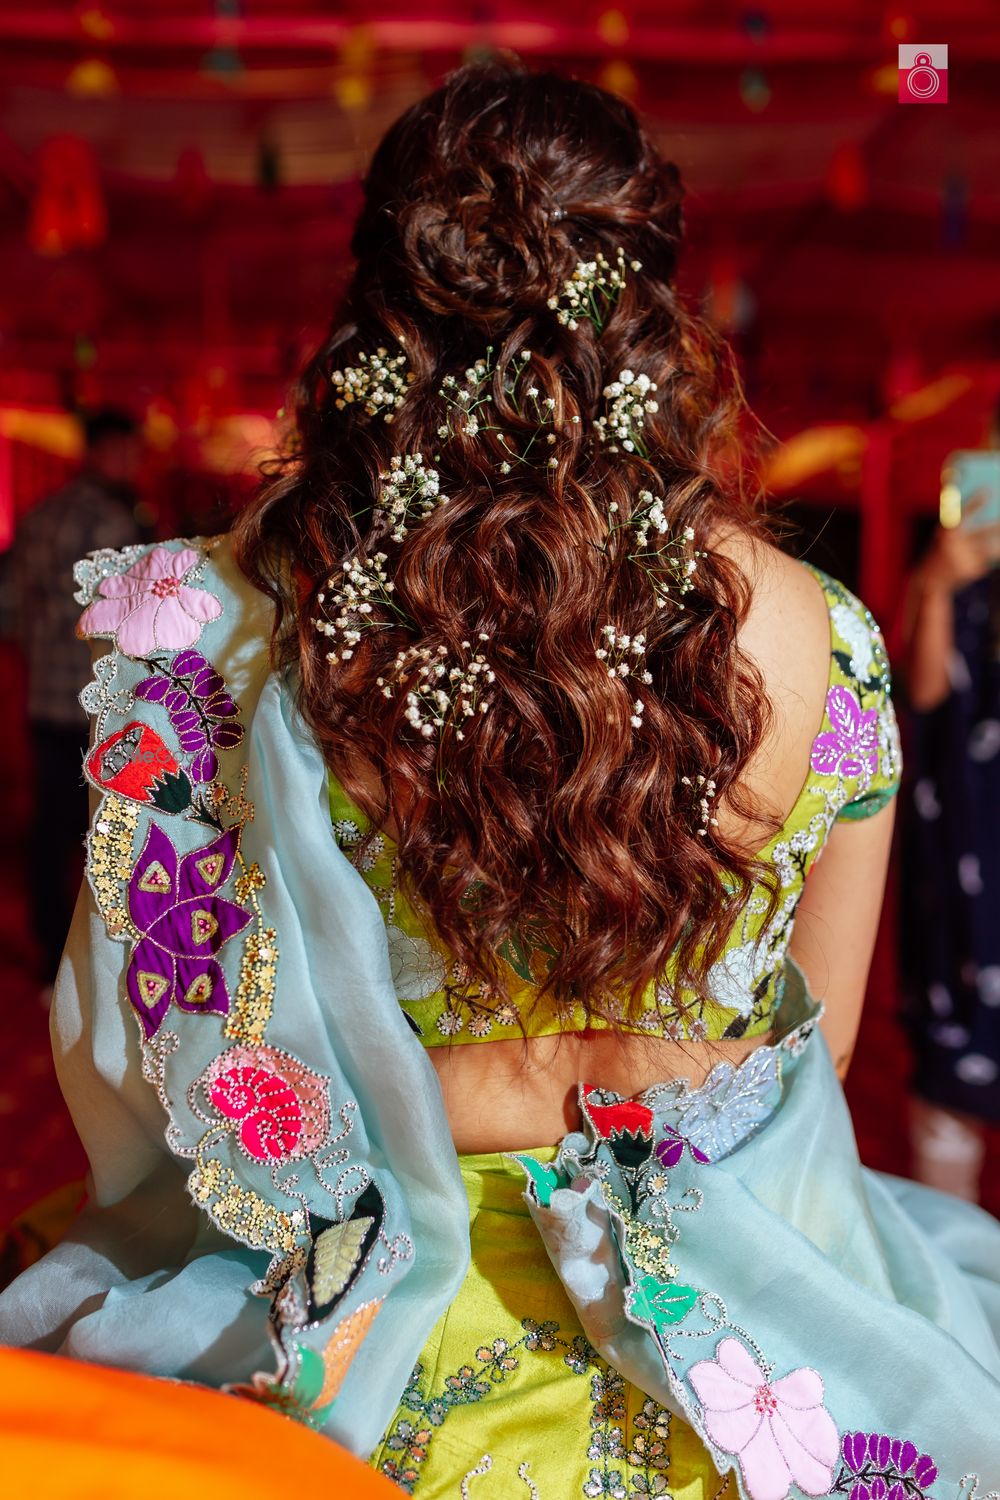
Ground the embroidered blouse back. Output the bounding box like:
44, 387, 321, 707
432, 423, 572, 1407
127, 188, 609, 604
328, 566, 901, 1048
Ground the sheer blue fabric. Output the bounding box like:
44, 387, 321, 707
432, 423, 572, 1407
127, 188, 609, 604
0, 540, 470, 1456
516, 967, 1000, 1495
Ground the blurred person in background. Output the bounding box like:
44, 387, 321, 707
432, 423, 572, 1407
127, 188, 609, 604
11, 407, 143, 993
902, 409, 1000, 1203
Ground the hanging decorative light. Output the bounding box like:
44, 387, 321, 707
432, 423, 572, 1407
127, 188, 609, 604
75, 4, 116, 42
202, 0, 243, 78
66, 58, 119, 97
739, 66, 771, 112
826, 141, 868, 212
334, 25, 375, 113
597, 9, 630, 47
29, 136, 107, 256
598, 58, 639, 102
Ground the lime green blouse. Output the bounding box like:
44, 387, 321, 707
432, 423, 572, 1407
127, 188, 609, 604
328, 566, 901, 1046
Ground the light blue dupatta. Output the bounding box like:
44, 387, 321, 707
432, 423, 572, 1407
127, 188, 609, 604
0, 537, 470, 1456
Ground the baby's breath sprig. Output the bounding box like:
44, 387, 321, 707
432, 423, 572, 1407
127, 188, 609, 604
606, 490, 705, 609
595, 625, 654, 729
595, 370, 659, 457
681, 774, 719, 837
330, 346, 413, 421
438, 347, 566, 474
500, 350, 564, 471
548, 247, 640, 332
595, 624, 652, 682
438, 348, 498, 442
379, 635, 496, 746
374, 454, 448, 543
314, 552, 405, 663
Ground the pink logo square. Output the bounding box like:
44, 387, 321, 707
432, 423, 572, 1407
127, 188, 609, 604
898, 44, 948, 103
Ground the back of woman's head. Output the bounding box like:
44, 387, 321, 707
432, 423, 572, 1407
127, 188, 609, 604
234, 56, 774, 1023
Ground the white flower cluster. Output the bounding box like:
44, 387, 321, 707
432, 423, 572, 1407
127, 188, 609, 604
439, 348, 566, 472
595, 370, 659, 455
330, 346, 413, 421
548, 247, 640, 331
375, 454, 448, 543
623, 490, 702, 606
681, 774, 719, 837
379, 636, 495, 743
438, 351, 500, 441
604, 491, 702, 609
596, 624, 653, 728
314, 551, 398, 663
630, 490, 680, 551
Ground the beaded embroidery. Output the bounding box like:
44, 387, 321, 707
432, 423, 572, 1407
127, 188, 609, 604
377, 1319, 677, 1499
515, 1008, 999, 1500
77, 539, 409, 1432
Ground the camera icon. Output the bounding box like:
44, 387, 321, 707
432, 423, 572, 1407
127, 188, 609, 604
898, 44, 948, 104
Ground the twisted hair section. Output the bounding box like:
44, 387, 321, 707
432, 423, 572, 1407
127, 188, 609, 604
233, 57, 778, 1024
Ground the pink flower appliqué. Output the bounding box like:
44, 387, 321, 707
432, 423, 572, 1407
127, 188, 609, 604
78, 546, 223, 657
688, 1338, 838, 1500
809, 685, 878, 790
198, 1044, 331, 1165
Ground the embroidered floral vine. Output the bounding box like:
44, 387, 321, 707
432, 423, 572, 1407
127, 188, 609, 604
77, 539, 403, 1442
378, 1317, 676, 1498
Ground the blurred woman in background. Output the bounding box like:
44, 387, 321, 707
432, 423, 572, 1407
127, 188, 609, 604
903, 427, 1000, 1204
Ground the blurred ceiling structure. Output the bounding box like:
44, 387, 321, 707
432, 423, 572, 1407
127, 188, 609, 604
0, 1, 999, 585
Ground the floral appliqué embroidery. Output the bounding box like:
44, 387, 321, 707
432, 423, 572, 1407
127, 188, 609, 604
197, 1043, 332, 1165
125, 822, 251, 1037
831, 1432, 939, 1500
810, 685, 879, 791
688, 1338, 838, 1500
78, 544, 223, 655
78, 541, 397, 1434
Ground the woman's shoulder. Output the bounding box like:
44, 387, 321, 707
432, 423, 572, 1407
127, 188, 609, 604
74, 533, 275, 676
718, 532, 834, 742
716, 530, 888, 692
712, 531, 897, 842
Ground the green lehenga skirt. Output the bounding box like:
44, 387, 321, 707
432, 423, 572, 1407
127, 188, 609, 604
370, 1150, 727, 1500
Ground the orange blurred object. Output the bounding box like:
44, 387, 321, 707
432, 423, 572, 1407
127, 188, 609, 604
0, 1346, 398, 1499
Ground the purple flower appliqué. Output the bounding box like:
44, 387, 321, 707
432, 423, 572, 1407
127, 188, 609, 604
134, 650, 244, 784
655, 1125, 712, 1168
78, 546, 223, 657
810, 685, 878, 790
125, 822, 252, 1038
839, 1432, 937, 1500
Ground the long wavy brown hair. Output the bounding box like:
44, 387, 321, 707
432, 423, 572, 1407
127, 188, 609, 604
234, 57, 777, 1026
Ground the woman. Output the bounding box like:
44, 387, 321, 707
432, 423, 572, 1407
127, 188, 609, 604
902, 486, 1000, 1203
2, 60, 999, 1500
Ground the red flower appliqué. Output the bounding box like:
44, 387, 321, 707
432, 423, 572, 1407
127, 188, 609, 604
86, 721, 192, 814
